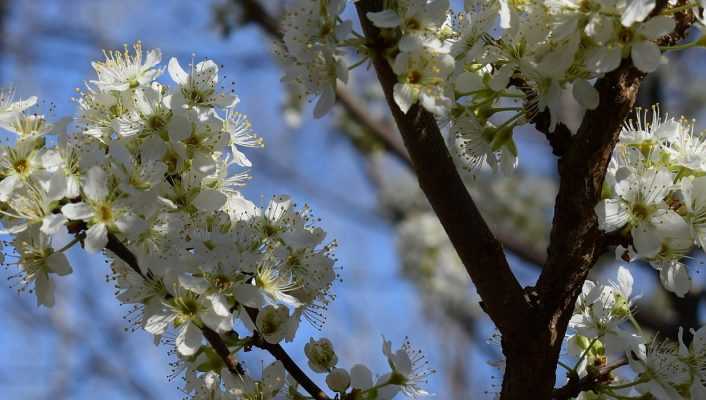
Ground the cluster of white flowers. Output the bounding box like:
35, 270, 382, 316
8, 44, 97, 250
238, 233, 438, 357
568, 266, 706, 400
279, 0, 705, 173
0, 42, 433, 399
304, 336, 435, 398
280, 0, 352, 118
596, 106, 706, 298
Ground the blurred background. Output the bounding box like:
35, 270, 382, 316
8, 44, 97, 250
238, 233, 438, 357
0, 0, 705, 398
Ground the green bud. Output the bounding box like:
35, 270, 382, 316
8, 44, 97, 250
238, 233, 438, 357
612, 293, 631, 318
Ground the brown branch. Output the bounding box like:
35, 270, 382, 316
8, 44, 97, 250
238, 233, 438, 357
354, 0, 529, 335
552, 359, 628, 400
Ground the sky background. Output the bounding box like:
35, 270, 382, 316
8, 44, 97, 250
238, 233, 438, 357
0, 1, 704, 399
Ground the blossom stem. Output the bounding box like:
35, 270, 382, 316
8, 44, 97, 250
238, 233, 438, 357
627, 314, 644, 338
662, 3, 698, 14
56, 234, 84, 253
557, 360, 574, 372
660, 39, 701, 52
489, 107, 524, 114
347, 56, 369, 70
573, 336, 599, 371
604, 377, 647, 390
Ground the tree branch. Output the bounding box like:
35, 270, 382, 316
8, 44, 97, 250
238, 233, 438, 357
353, 0, 529, 335
552, 358, 628, 400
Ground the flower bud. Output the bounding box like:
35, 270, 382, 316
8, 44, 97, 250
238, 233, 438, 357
326, 368, 350, 393
305, 337, 338, 373
256, 305, 290, 344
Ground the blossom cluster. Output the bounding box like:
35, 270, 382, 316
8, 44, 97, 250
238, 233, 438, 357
568, 267, 706, 399
0, 42, 433, 399
596, 106, 706, 298
279, 0, 703, 173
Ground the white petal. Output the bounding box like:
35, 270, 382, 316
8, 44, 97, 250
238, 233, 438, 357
200, 308, 232, 333
61, 202, 94, 220
489, 64, 515, 92
47, 252, 72, 276
0, 174, 20, 201
621, 0, 656, 27
144, 49, 162, 68
659, 262, 691, 297
84, 166, 108, 202
313, 85, 336, 119
193, 189, 227, 212
393, 83, 416, 114
208, 294, 231, 317
350, 364, 373, 390
326, 368, 351, 392
638, 16, 676, 40
595, 199, 630, 232
35, 272, 54, 307
145, 312, 173, 335
616, 266, 633, 297
176, 321, 203, 356
233, 283, 265, 308
167, 112, 191, 142
84, 223, 108, 253
168, 57, 189, 86
631, 41, 662, 73
584, 47, 622, 74
262, 361, 286, 393
41, 214, 67, 235
455, 71, 482, 93
499, 0, 512, 29
114, 212, 148, 236
632, 221, 661, 259
573, 79, 599, 110
366, 10, 401, 28
178, 275, 210, 294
